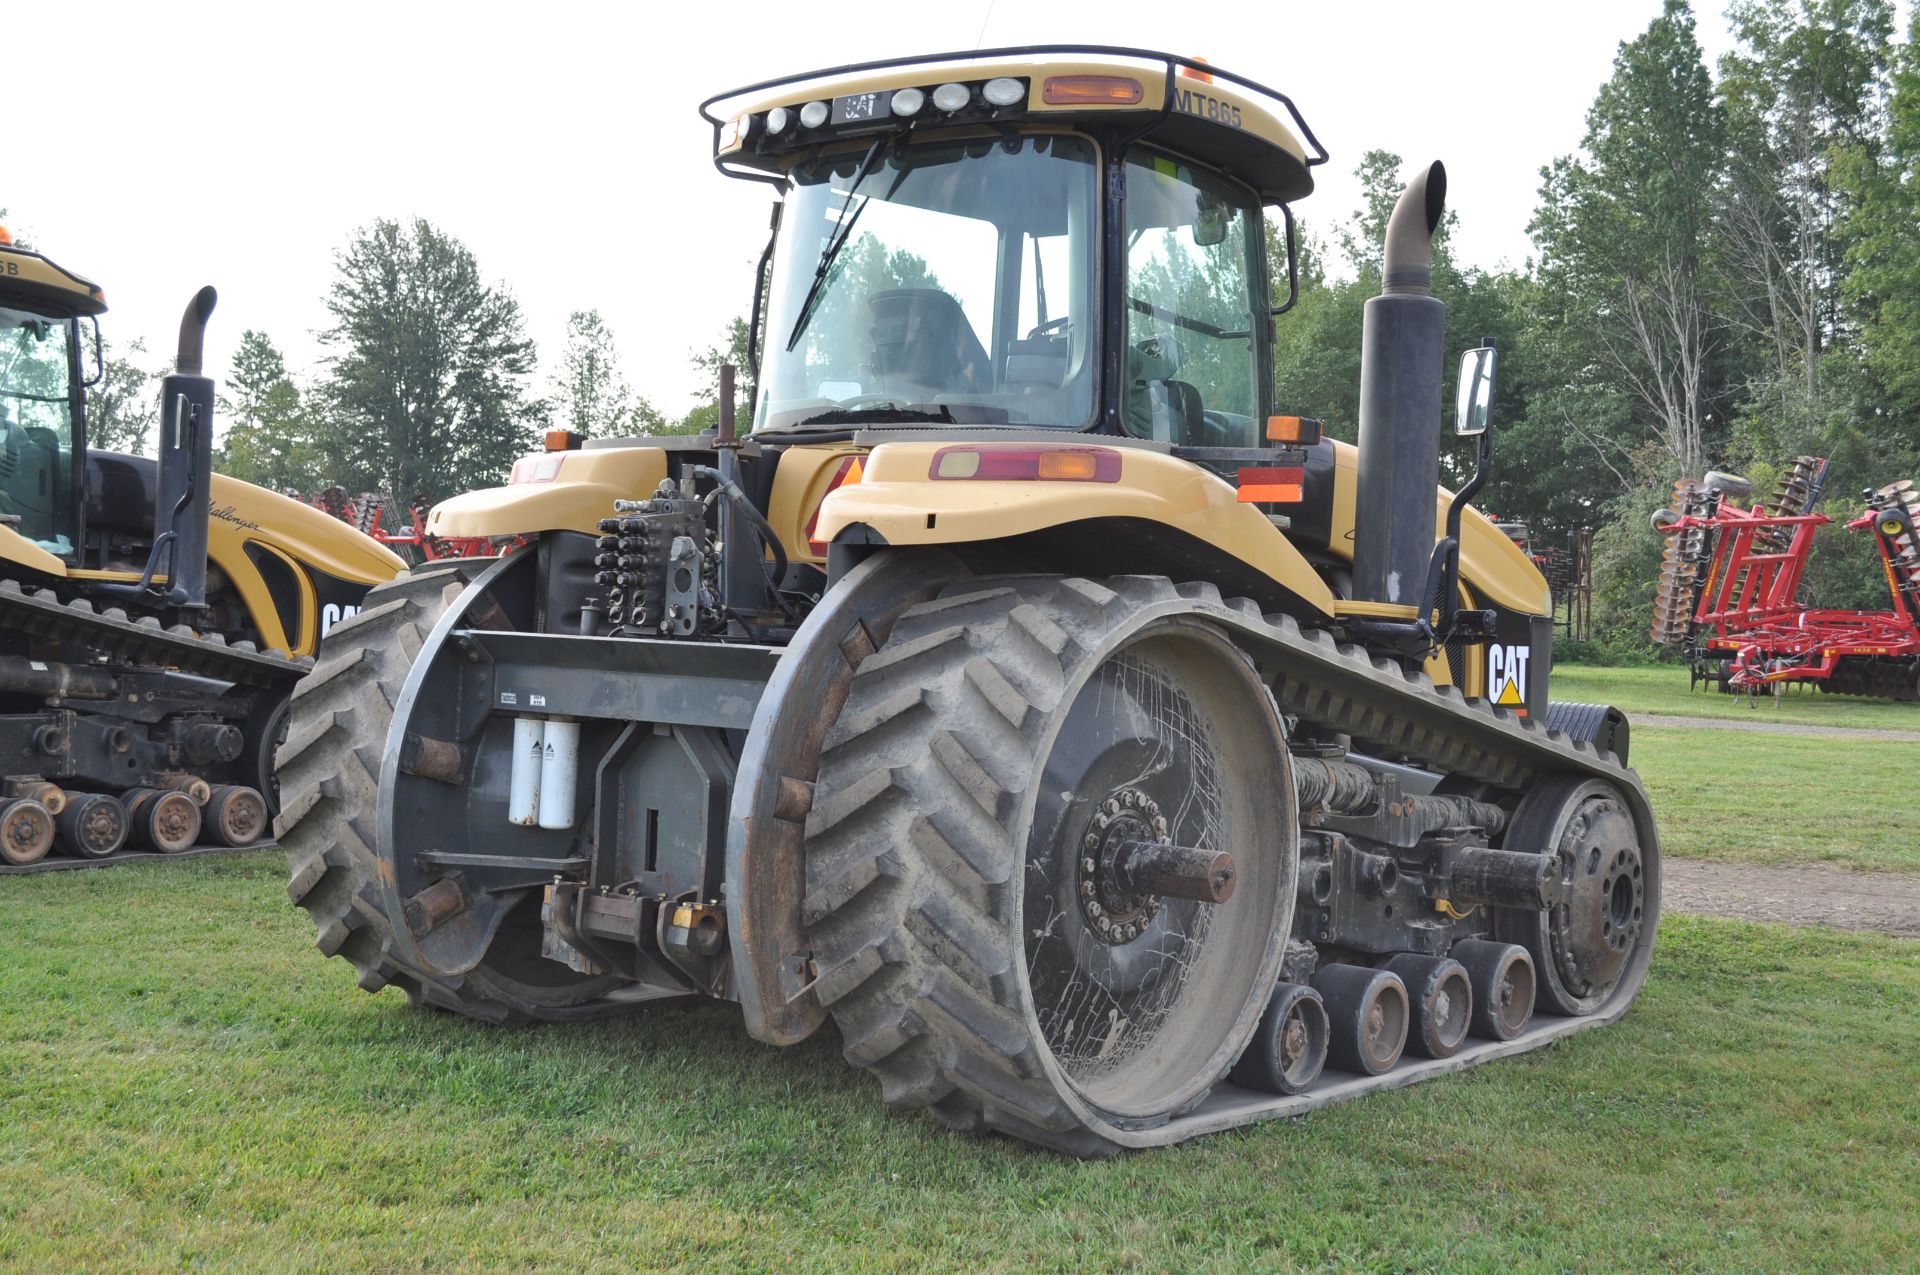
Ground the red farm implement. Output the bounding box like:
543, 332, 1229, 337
309, 488, 496, 563
1651, 457, 1920, 699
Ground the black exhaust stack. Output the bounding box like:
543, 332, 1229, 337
139, 286, 218, 611
1352, 163, 1447, 614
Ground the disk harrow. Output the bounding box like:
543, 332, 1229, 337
1652, 457, 1920, 698
1650, 479, 1714, 646
308, 486, 496, 563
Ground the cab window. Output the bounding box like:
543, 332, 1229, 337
0, 307, 79, 555
1122, 152, 1264, 446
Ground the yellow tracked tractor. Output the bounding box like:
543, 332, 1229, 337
280, 47, 1658, 1153
0, 230, 403, 868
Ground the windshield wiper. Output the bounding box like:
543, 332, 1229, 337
795, 404, 957, 427
784, 136, 890, 354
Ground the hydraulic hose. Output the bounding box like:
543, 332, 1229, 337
689, 464, 800, 623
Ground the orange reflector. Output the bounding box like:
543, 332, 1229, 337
0, 225, 12, 245
1042, 75, 1145, 105
1237, 466, 1304, 503
544, 428, 582, 452
1266, 415, 1323, 445
1178, 58, 1214, 84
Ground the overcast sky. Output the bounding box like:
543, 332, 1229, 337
7, 0, 1754, 426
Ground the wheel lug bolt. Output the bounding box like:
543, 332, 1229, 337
1081, 857, 1096, 874
1080, 881, 1095, 897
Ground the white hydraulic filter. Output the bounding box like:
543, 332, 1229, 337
537, 718, 580, 830
507, 717, 543, 826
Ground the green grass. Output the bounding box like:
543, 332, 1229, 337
0, 855, 1915, 1273
1631, 726, 1920, 873
1552, 664, 1920, 732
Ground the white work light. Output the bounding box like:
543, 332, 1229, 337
891, 87, 926, 116
799, 100, 829, 129
982, 77, 1025, 107
931, 82, 971, 113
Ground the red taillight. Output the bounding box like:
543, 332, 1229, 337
929, 445, 1121, 483
1237, 466, 1304, 503
804, 455, 864, 556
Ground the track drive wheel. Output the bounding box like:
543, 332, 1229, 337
277, 559, 623, 1023
803, 576, 1294, 1155
1496, 774, 1660, 1017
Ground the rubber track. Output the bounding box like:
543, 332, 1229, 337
277, 563, 621, 1024
803, 575, 1656, 1155
0, 577, 308, 690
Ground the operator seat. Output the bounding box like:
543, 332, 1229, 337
868, 288, 989, 400
1124, 336, 1204, 443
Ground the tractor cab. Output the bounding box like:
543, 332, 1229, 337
0, 230, 105, 561
707, 48, 1323, 449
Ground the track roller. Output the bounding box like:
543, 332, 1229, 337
55, 793, 129, 859
204, 785, 269, 846
124, 788, 202, 853
0, 798, 55, 865
1451, 939, 1536, 1040
1384, 953, 1474, 1059
1229, 982, 1331, 1094
1313, 964, 1409, 1076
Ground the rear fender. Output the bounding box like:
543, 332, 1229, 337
814, 441, 1337, 617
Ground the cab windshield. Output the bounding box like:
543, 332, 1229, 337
756, 134, 1098, 433
0, 306, 78, 555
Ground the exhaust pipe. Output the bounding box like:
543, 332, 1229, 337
1352, 163, 1447, 613
139, 286, 219, 611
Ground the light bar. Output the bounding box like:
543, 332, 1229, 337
929, 445, 1121, 482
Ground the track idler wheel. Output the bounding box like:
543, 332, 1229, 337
204, 785, 269, 846
0, 798, 55, 865
125, 788, 202, 853
56, 793, 129, 859
1384, 953, 1475, 1059
1313, 964, 1410, 1076
1230, 982, 1331, 1095
1451, 939, 1536, 1040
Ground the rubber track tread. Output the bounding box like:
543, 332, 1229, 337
276, 561, 620, 1024
803, 574, 1654, 1156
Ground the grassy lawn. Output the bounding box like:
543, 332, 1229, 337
1632, 726, 1920, 873
0, 854, 1915, 1273
1553, 663, 1920, 732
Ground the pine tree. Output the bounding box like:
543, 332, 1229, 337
216, 330, 319, 494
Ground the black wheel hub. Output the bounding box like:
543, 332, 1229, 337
1549, 796, 1644, 997
1076, 787, 1168, 945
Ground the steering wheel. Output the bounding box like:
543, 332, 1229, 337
1132, 334, 1183, 374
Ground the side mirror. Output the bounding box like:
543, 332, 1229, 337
81, 317, 104, 387
1455, 345, 1496, 436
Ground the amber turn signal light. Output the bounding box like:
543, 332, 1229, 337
1266, 416, 1323, 445
1042, 76, 1145, 105
544, 428, 583, 452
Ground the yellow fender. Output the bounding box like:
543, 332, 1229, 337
814, 440, 1339, 617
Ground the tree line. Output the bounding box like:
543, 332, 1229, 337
1272, 0, 1920, 656
84, 217, 741, 508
